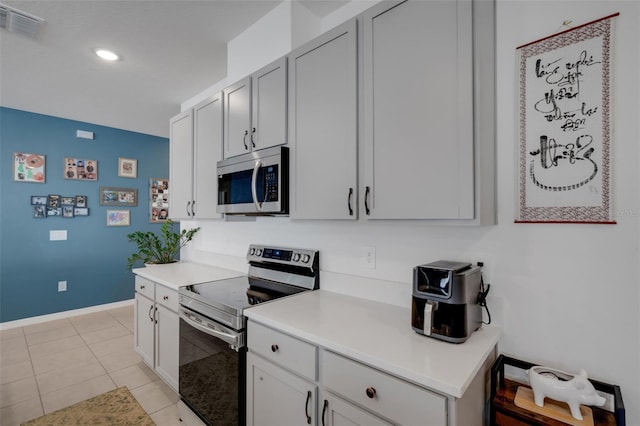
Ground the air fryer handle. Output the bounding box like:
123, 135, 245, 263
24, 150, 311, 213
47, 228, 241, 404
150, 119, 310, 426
423, 301, 436, 336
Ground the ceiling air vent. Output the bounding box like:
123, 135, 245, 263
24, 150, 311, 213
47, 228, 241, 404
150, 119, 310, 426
0, 3, 44, 39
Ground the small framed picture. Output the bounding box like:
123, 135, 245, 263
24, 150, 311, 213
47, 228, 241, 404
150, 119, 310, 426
107, 209, 130, 226
33, 206, 47, 218
60, 196, 75, 206
118, 157, 137, 178
47, 207, 62, 217
150, 178, 169, 222
62, 206, 75, 218
31, 196, 48, 205
47, 194, 60, 208
14, 153, 45, 183
64, 157, 98, 181
75, 195, 87, 208
74, 207, 89, 216
100, 187, 137, 207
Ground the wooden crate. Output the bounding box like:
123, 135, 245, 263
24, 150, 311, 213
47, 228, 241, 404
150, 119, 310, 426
490, 355, 625, 426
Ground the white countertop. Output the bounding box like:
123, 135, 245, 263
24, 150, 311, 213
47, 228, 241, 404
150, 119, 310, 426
245, 289, 501, 398
132, 262, 244, 290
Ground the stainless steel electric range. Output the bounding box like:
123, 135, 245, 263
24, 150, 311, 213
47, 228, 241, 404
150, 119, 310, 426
178, 245, 319, 426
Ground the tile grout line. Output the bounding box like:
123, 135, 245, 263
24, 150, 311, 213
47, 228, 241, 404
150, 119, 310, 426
22, 325, 45, 420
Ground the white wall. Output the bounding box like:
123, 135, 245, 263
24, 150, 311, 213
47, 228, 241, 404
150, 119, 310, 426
181, 0, 640, 422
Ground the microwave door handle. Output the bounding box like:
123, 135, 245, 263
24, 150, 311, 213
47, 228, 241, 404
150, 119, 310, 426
251, 159, 263, 211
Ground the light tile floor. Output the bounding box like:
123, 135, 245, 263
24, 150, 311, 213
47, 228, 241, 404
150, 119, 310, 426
0, 305, 182, 425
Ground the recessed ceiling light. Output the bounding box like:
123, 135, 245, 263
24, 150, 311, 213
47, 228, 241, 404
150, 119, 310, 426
94, 48, 119, 61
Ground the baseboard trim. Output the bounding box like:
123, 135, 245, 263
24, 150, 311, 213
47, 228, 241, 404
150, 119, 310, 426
0, 299, 134, 331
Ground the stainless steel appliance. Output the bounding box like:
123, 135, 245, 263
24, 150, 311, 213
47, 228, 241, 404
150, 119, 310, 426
216, 146, 289, 215
178, 244, 319, 425
411, 261, 482, 343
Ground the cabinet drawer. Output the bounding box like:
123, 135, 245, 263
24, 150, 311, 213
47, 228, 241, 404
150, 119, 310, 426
155, 284, 179, 312
321, 350, 447, 426
135, 276, 154, 299
248, 321, 317, 381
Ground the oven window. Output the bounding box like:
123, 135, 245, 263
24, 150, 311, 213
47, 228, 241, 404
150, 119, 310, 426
179, 319, 246, 426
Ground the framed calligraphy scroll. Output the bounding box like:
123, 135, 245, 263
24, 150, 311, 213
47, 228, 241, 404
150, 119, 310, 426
516, 13, 619, 224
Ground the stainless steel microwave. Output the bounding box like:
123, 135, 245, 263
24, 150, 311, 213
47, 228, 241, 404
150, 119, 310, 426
216, 146, 289, 215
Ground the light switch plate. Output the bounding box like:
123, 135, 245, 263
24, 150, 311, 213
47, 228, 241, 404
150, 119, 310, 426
76, 130, 94, 139
50, 230, 67, 241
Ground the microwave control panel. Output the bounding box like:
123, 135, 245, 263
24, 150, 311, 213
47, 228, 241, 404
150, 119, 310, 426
264, 166, 278, 202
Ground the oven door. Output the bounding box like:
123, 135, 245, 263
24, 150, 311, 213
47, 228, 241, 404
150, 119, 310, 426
179, 306, 246, 426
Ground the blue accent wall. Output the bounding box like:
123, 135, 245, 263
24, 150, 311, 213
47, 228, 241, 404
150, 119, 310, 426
0, 107, 170, 322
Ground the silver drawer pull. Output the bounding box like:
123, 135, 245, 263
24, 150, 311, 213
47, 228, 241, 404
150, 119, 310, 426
271, 344, 279, 353
366, 387, 376, 399
163, 296, 169, 301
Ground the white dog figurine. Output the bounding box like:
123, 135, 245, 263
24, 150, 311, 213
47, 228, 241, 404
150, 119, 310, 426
528, 366, 606, 420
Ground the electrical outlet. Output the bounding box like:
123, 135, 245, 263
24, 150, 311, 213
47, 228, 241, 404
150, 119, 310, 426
364, 246, 376, 269
58, 281, 67, 292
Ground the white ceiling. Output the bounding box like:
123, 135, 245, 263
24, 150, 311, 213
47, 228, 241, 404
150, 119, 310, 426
0, 0, 346, 138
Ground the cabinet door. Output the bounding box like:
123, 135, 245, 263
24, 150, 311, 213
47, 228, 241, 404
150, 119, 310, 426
169, 109, 194, 219
289, 19, 358, 220
362, 0, 474, 219
224, 77, 252, 158
155, 303, 179, 392
193, 93, 223, 219
134, 293, 155, 368
320, 392, 391, 426
252, 57, 287, 151
247, 352, 316, 426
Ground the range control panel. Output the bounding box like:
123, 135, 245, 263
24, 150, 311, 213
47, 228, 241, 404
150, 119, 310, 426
247, 244, 317, 266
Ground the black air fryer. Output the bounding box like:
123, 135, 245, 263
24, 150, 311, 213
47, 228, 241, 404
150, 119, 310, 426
411, 261, 481, 343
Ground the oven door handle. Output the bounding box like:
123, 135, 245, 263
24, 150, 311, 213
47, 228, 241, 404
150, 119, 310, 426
179, 308, 242, 347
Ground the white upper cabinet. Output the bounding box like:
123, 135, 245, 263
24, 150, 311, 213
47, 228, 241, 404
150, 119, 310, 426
252, 57, 287, 151
362, 0, 494, 222
362, 0, 478, 220
193, 94, 224, 219
169, 93, 223, 220
224, 76, 252, 158
169, 109, 194, 220
289, 19, 358, 219
224, 57, 287, 159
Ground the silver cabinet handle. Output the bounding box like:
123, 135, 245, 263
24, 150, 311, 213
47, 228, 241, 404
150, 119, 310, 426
251, 127, 256, 148
191, 200, 196, 217
186, 201, 191, 217
243, 130, 249, 150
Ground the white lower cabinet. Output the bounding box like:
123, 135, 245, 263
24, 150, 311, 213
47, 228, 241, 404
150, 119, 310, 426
321, 350, 446, 426
133, 276, 179, 392
247, 321, 454, 426
134, 292, 154, 367
247, 351, 317, 426
320, 392, 391, 426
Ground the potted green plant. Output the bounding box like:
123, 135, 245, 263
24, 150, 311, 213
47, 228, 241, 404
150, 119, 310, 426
126, 219, 200, 270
